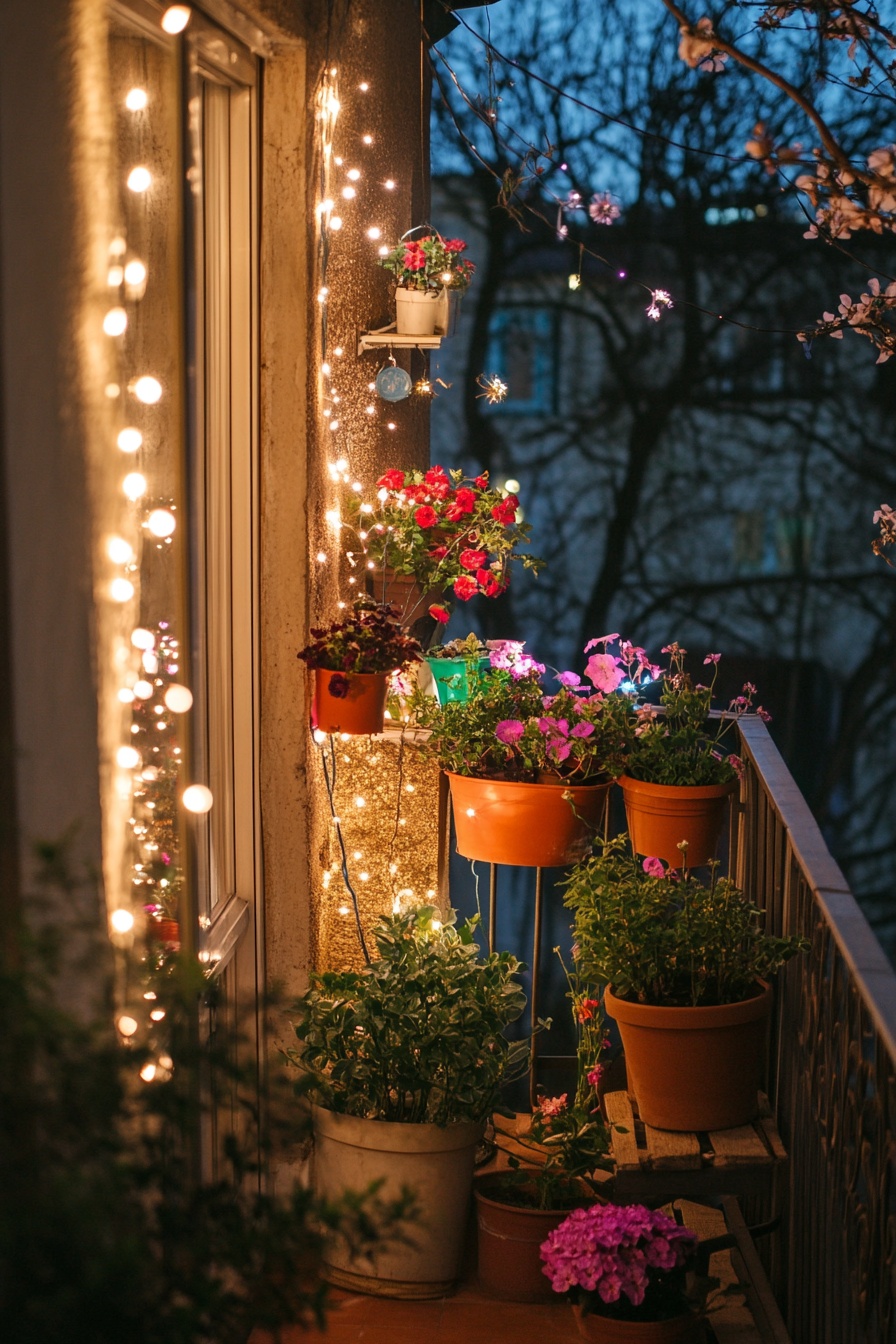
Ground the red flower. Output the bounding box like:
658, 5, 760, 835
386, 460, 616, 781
476, 567, 502, 598
376, 468, 405, 490
425, 465, 450, 487
429, 604, 450, 624
443, 239, 467, 252
403, 242, 426, 271
576, 997, 601, 1024
405, 484, 428, 502
415, 505, 438, 528
460, 548, 487, 570
454, 487, 476, 514
474, 474, 489, 488
491, 495, 518, 525
444, 500, 466, 521
453, 575, 479, 601
429, 545, 449, 560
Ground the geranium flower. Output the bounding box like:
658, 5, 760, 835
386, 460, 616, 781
453, 574, 478, 600
576, 997, 600, 1023
704, 652, 721, 665
376, 468, 405, 490
586, 1063, 605, 1088
429, 545, 449, 559
443, 238, 467, 252
414, 505, 438, 528
460, 548, 487, 570
495, 719, 525, 744
491, 496, 518, 525
428, 604, 450, 624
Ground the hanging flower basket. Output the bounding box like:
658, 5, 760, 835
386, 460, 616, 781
447, 773, 610, 867
313, 669, 388, 735
618, 775, 737, 868
394, 287, 444, 336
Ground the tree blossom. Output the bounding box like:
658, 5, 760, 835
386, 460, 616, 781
589, 191, 620, 225
678, 16, 728, 72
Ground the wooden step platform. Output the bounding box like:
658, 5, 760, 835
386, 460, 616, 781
605, 1091, 787, 1207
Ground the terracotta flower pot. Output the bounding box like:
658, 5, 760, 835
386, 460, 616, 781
313, 668, 388, 735
474, 1175, 593, 1302
395, 286, 444, 336
618, 775, 737, 868
605, 982, 772, 1131
448, 773, 610, 867
572, 1303, 700, 1343
366, 569, 445, 648
147, 918, 180, 948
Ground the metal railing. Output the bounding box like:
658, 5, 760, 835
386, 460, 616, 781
733, 717, 896, 1344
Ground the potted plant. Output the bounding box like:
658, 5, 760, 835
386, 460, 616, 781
378, 229, 475, 336
540, 1202, 704, 1342
346, 464, 541, 636
563, 835, 807, 1130
475, 957, 614, 1302
286, 908, 528, 1298
424, 632, 491, 704
412, 639, 646, 867
613, 639, 770, 866
296, 598, 422, 735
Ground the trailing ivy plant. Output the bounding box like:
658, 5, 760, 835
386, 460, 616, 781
563, 835, 807, 1007
287, 907, 529, 1125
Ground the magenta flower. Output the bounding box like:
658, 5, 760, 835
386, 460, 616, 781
642, 856, 665, 878
537, 1093, 568, 1118
704, 652, 721, 665
556, 670, 582, 688
540, 1204, 697, 1308
583, 632, 619, 652
586, 1063, 605, 1088
585, 652, 624, 693
495, 719, 525, 745
570, 721, 595, 738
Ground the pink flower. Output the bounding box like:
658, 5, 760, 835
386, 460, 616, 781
556, 670, 582, 688
587, 1063, 606, 1089
537, 1093, 568, 1118
642, 856, 665, 878
704, 652, 721, 665
495, 719, 525, 744
570, 722, 595, 738
585, 652, 624, 693
583, 633, 619, 652
443, 238, 467, 252
403, 247, 426, 271
376, 468, 405, 490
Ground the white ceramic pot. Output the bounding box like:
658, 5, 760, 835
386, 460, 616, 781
312, 1105, 484, 1298
395, 286, 443, 336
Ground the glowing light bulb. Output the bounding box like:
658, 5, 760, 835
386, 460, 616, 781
329, 216, 343, 231
103, 307, 128, 336
316, 551, 328, 562
342, 186, 356, 200
133, 679, 154, 699
432, 918, 442, 931
110, 908, 134, 933
359, 871, 370, 882
108, 265, 124, 286
131, 628, 155, 650
117, 745, 141, 769
182, 784, 213, 813
378, 245, 389, 257
354, 796, 365, 808
147, 508, 176, 538
337, 904, 350, 916
105, 383, 120, 398
125, 87, 148, 111
110, 577, 135, 603
127, 166, 152, 193
117, 426, 143, 453
384, 178, 395, 190
367, 227, 381, 240
161, 684, 192, 714
122, 472, 147, 501
107, 536, 134, 564
118, 688, 135, 704
359, 82, 369, 92
150, 1009, 166, 1021
362, 134, 373, 145
334, 346, 344, 357
118, 1015, 139, 1037
466, 808, 476, 817
124, 259, 147, 286
139, 1063, 157, 1082
312, 729, 328, 745
132, 375, 162, 404
161, 5, 191, 33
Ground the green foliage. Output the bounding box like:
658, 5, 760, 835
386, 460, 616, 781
296, 597, 422, 674
287, 908, 528, 1125
563, 835, 807, 1007
0, 853, 401, 1344
411, 666, 631, 782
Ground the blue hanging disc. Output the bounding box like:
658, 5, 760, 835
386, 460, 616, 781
375, 365, 413, 402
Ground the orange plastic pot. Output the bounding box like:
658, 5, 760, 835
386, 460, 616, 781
474, 1175, 592, 1302
447, 773, 610, 867
618, 775, 737, 868
573, 1304, 699, 1343
605, 983, 772, 1132
313, 669, 388, 735
147, 918, 180, 948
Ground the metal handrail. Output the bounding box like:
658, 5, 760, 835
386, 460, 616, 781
733, 716, 896, 1344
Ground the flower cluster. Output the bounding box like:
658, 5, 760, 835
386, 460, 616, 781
347, 466, 541, 621
413, 638, 649, 783
873, 503, 896, 566
677, 16, 728, 72
798, 276, 896, 365
295, 599, 422, 675
540, 1203, 697, 1317
378, 232, 475, 292
621, 640, 768, 787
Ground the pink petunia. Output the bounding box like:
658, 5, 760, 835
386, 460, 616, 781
585, 652, 624, 693
642, 856, 665, 878
495, 719, 525, 744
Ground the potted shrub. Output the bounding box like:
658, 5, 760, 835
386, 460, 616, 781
346, 464, 541, 638
563, 835, 807, 1130
412, 639, 647, 867
378, 229, 475, 336
475, 958, 613, 1302
286, 908, 528, 1298
613, 640, 771, 866
540, 1202, 705, 1342
296, 599, 421, 735
424, 632, 490, 705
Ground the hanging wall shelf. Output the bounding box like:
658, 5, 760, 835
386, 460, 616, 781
357, 325, 443, 355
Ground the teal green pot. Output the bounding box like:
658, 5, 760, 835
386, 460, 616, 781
426, 656, 490, 705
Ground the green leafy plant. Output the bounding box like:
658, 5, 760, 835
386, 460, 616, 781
563, 835, 807, 1007
426, 632, 488, 660
621, 641, 769, 786
412, 643, 637, 784
286, 907, 528, 1125
347, 465, 541, 621
295, 598, 422, 674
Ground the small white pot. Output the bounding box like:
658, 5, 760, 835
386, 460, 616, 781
312, 1105, 483, 1298
395, 286, 444, 336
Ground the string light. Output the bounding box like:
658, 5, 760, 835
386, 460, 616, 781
126, 166, 152, 193
131, 375, 162, 403
110, 908, 135, 933
122, 472, 147, 501
476, 373, 509, 404
125, 87, 148, 111
117, 426, 143, 453
124, 259, 147, 286
103, 307, 128, 336
147, 508, 176, 538
182, 784, 214, 814
110, 577, 135, 603
161, 5, 191, 33
118, 1015, 139, 1037
107, 536, 134, 563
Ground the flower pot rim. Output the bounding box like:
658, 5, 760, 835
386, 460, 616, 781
312, 1104, 484, 1149
315, 666, 396, 678
605, 980, 772, 1027
473, 1171, 594, 1214
618, 774, 738, 799
446, 771, 612, 794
